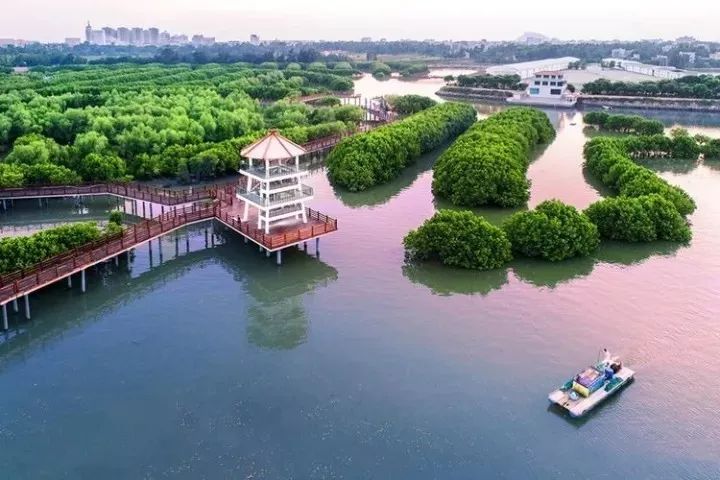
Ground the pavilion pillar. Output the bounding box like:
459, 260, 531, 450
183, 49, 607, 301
2, 303, 8, 330
24, 294, 30, 320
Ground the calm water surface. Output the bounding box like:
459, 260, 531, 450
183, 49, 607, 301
1, 77, 720, 479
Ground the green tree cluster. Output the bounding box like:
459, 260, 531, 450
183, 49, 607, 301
432, 107, 555, 208
584, 112, 664, 135
502, 200, 600, 262
456, 74, 524, 90
584, 136, 696, 215
0, 222, 103, 274
326, 102, 477, 191
403, 210, 512, 270
585, 194, 691, 242
386, 95, 437, 115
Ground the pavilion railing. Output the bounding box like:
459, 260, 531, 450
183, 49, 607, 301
215, 206, 337, 250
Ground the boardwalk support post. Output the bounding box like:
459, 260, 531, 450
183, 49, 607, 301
12, 298, 18, 313
2, 303, 8, 330
24, 294, 30, 320
276, 249, 282, 265
81, 269, 86, 293
315, 237, 320, 255
266, 249, 270, 258
114, 255, 119, 267
68, 275, 72, 288
158, 238, 163, 264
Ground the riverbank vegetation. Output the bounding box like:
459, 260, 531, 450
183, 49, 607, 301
0, 64, 362, 187
326, 102, 477, 191
0, 222, 107, 275
432, 107, 555, 207
582, 75, 720, 99
584, 112, 664, 135
404, 210, 512, 270
503, 200, 600, 262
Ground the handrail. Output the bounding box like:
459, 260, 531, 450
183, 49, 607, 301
0, 180, 236, 205
0, 204, 216, 303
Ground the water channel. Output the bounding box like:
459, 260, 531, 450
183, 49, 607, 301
1, 73, 719, 479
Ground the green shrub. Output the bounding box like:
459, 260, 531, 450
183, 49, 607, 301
108, 211, 123, 225
326, 102, 477, 191
585, 194, 691, 242
432, 107, 555, 208
404, 210, 512, 270
584, 112, 664, 135
387, 95, 437, 115
503, 200, 600, 261
0, 222, 103, 274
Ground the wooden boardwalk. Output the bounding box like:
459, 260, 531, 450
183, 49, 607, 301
0, 187, 338, 327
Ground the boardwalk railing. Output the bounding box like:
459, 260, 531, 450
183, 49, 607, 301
0, 205, 215, 304
0, 181, 232, 205
215, 206, 337, 250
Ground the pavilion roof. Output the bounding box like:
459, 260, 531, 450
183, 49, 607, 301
241, 130, 307, 161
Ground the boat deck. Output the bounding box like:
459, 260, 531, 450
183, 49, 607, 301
548, 366, 635, 417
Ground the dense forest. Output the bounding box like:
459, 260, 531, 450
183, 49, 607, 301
0, 64, 361, 187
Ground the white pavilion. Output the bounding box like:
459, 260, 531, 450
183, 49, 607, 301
237, 130, 314, 234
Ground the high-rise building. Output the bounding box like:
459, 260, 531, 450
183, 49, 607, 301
149, 28, 159, 45
131, 27, 143, 45
102, 27, 117, 44
83, 23, 193, 46
117, 27, 130, 44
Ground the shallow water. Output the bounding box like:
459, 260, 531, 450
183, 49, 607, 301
1, 87, 720, 478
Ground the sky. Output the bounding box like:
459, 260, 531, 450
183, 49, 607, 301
2, 0, 720, 43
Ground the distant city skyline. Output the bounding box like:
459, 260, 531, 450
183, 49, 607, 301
2, 0, 720, 43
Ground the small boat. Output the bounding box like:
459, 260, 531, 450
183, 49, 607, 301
548, 350, 635, 418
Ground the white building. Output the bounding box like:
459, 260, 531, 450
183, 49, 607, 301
237, 131, 314, 234
602, 58, 686, 79
486, 57, 580, 80
507, 71, 576, 107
